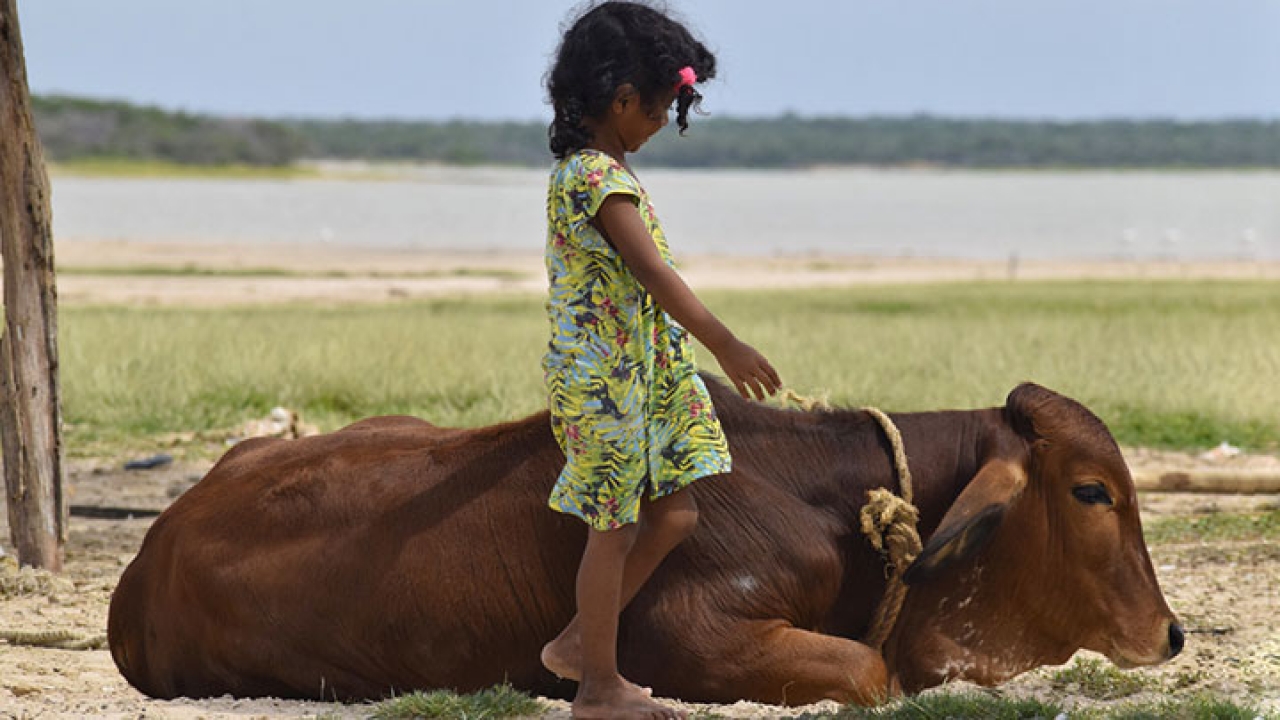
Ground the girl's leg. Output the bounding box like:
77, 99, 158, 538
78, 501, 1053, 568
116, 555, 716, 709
572, 522, 684, 719
544, 488, 699, 682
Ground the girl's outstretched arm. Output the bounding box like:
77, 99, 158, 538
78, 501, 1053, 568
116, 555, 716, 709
595, 195, 781, 401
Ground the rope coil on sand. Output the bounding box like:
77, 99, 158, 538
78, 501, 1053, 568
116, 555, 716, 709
0, 628, 107, 651
780, 391, 922, 652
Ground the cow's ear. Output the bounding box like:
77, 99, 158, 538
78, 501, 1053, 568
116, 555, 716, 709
903, 459, 1027, 585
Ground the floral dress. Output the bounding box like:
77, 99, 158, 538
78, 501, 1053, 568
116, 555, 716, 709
542, 149, 731, 531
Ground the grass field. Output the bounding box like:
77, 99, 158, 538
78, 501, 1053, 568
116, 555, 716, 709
48, 158, 318, 179
59, 280, 1280, 457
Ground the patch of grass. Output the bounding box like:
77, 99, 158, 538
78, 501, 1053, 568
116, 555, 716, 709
370, 683, 544, 719
1108, 406, 1277, 455
815, 691, 1064, 719
58, 264, 529, 281
704, 281, 1280, 452
1100, 693, 1270, 720
57, 281, 1280, 457
813, 691, 1271, 720
1048, 657, 1152, 700
332, 267, 531, 281
1144, 509, 1280, 545
57, 260, 529, 278
59, 298, 548, 454
1165, 669, 1206, 693
48, 158, 316, 179
59, 264, 297, 278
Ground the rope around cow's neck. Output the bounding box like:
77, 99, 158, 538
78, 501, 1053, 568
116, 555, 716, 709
779, 390, 922, 652
858, 407, 922, 651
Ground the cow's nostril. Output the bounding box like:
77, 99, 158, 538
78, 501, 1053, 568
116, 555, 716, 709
1168, 623, 1185, 657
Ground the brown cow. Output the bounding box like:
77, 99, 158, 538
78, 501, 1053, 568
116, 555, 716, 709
107, 377, 1182, 706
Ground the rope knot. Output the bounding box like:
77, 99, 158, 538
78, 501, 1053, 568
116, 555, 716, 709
859, 488, 923, 573
858, 406, 922, 651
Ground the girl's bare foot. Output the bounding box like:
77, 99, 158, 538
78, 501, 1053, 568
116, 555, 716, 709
572, 674, 685, 719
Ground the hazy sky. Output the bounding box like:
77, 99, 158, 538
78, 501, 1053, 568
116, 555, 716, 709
18, 1, 1280, 121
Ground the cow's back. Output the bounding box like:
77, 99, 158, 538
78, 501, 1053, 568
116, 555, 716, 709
109, 413, 583, 700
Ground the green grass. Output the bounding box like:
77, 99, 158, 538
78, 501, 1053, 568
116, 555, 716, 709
1047, 657, 1151, 700
57, 264, 529, 281
370, 684, 544, 719
48, 158, 316, 179
1144, 509, 1280, 545
1096, 694, 1271, 720
815, 691, 1065, 718
813, 690, 1271, 719
360, 684, 1272, 720
57, 281, 1280, 457
707, 281, 1280, 452
59, 264, 299, 278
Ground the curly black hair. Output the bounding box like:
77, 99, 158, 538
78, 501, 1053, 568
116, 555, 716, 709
546, 1, 717, 159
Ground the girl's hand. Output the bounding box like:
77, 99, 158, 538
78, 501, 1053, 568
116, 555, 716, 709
710, 337, 781, 401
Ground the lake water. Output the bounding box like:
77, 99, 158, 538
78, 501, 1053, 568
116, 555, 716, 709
50, 167, 1280, 261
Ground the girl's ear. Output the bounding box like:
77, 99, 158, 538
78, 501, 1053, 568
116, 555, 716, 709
611, 84, 638, 113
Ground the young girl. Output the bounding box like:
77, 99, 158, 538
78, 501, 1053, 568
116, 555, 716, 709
539, 2, 781, 718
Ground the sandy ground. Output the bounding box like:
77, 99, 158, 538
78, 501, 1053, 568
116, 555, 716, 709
52, 239, 1280, 306
3, 241, 1279, 718
2, 449, 1279, 719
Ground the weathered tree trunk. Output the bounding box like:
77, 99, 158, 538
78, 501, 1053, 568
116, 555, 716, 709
0, 0, 66, 570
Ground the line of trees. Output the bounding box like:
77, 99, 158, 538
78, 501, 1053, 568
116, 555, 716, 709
33, 95, 307, 166
32, 94, 1280, 169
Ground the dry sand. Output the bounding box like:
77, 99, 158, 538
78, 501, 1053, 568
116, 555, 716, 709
53, 238, 1280, 306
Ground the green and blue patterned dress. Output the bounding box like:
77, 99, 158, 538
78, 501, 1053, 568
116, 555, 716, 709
543, 149, 731, 531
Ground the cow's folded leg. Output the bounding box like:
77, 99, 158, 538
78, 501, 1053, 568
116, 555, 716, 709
759, 624, 890, 706
632, 617, 891, 706
697, 622, 892, 707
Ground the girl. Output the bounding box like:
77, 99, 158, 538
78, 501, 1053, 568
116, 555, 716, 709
539, 2, 781, 718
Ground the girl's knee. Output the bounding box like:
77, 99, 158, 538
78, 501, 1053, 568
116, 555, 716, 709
646, 495, 699, 544
667, 506, 699, 543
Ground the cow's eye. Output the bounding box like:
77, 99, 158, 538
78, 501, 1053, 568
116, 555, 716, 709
1071, 483, 1113, 506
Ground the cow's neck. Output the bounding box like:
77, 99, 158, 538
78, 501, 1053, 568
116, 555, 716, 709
865, 407, 998, 544
890, 554, 1075, 691
877, 413, 1076, 691
815, 407, 996, 635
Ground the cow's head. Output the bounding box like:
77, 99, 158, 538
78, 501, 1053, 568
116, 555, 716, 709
886, 383, 1182, 692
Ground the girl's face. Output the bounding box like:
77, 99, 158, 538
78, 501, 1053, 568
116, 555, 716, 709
612, 88, 676, 153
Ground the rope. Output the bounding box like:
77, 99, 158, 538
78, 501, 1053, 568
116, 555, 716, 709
779, 391, 922, 652
0, 628, 108, 651
779, 388, 832, 412
858, 407, 922, 651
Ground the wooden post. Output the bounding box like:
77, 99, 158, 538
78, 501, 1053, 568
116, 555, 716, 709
0, 0, 66, 571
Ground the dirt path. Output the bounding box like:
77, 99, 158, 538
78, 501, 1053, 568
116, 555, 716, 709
3, 448, 1279, 719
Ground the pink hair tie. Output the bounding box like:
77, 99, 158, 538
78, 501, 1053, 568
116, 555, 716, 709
675, 65, 697, 91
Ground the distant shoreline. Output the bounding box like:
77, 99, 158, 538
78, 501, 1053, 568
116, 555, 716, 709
47, 158, 1280, 180
35, 94, 1280, 170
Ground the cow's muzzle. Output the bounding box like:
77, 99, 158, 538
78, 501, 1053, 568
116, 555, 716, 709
1109, 619, 1185, 667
